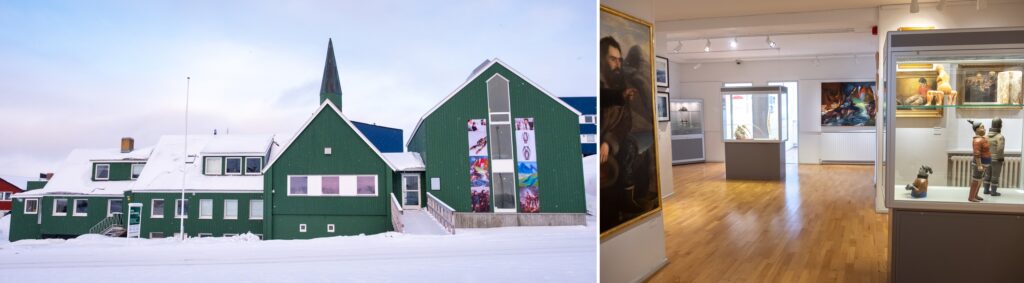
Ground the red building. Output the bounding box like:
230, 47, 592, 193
0, 177, 24, 212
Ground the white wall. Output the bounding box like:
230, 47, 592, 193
673, 57, 877, 164
600, 1, 670, 283
875, 0, 1024, 212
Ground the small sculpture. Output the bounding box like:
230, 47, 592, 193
926, 90, 945, 106
734, 125, 750, 140
937, 64, 954, 95
905, 166, 933, 198
985, 117, 1005, 196
968, 120, 990, 202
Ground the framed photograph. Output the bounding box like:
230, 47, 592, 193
895, 70, 943, 117
599, 5, 662, 239
655, 56, 670, 88
820, 82, 876, 126
958, 64, 1023, 107
656, 92, 670, 122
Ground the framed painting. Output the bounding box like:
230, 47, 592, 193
655, 56, 670, 88
820, 82, 877, 126
895, 70, 943, 117
599, 5, 662, 239
656, 92, 670, 122
958, 64, 1023, 108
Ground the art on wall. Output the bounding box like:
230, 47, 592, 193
515, 118, 539, 213
895, 70, 943, 117
820, 82, 877, 126
655, 56, 669, 88
958, 65, 1023, 106
599, 5, 661, 238
656, 92, 670, 122
467, 119, 491, 212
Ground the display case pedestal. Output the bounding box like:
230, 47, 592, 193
724, 140, 785, 180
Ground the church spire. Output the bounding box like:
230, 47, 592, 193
320, 38, 342, 110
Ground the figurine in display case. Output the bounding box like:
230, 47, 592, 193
969, 120, 990, 202
905, 165, 933, 198
936, 64, 959, 104
985, 117, 1005, 196
734, 125, 750, 140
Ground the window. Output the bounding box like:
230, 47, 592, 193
723, 82, 754, 87
289, 176, 308, 195
322, 176, 340, 195
197, 233, 213, 238
225, 157, 242, 175
299, 224, 307, 232
199, 199, 213, 219
356, 176, 376, 196
324, 147, 332, 155
205, 157, 222, 175
151, 199, 164, 218
53, 199, 68, 216
131, 163, 145, 179
24, 199, 39, 214
486, 74, 511, 112
489, 124, 514, 159
72, 199, 88, 216
581, 134, 597, 143
327, 224, 335, 233
245, 157, 262, 175
493, 173, 516, 210
149, 232, 164, 238
95, 164, 110, 180
0, 192, 11, 201
250, 199, 263, 220
174, 199, 188, 219
579, 115, 596, 124
224, 199, 238, 220
108, 199, 122, 216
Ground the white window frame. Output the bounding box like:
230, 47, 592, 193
580, 134, 597, 143
299, 224, 307, 233
327, 224, 335, 233
94, 164, 110, 180
223, 199, 238, 220
174, 199, 188, 219
224, 157, 243, 175
72, 199, 88, 217
149, 232, 164, 238
0, 192, 11, 201
131, 163, 145, 179
249, 199, 263, 220
24, 198, 39, 214
53, 199, 68, 216
151, 199, 164, 218
107, 199, 122, 217
579, 115, 596, 124
287, 175, 378, 197
205, 157, 222, 175
199, 199, 213, 219
244, 157, 262, 175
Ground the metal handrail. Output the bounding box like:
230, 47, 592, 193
426, 193, 455, 234
88, 212, 124, 235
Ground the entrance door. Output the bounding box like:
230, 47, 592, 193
402, 174, 421, 209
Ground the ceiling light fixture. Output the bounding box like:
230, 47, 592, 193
704, 39, 711, 52
937, 0, 947, 11
730, 38, 738, 49
977, 0, 987, 10
673, 41, 683, 53
910, 0, 920, 13
766, 35, 776, 49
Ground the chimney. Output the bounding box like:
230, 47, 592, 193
39, 173, 54, 181
121, 137, 135, 153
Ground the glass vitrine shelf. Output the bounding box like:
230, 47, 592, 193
897, 104, 1024, 109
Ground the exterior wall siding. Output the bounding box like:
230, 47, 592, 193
264, 106, 395, 240
410, 63, 586, 213
8, 198, 42, 241
126, 192, 264, 238
39, 196, 121, 237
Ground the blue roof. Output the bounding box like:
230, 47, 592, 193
559, 96, 596, 115
352, 121, 403, 153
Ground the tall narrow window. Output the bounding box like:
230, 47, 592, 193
249, 199, 263, 220
225, 157, 242, 175
489, 123, 514, 159
205, 157, 222, 175
131, 163, 145, 179
224, 199, 238, 220
493, 173, 517, 210
174, 199, 188, 219
486, 74, 511, 113
73, 199, 88, 216
107, 199, 123, 216
24, 199, 39, 214
245, 157, 262, 175
95, 164, 110, 180
199, 199, 213, 219
53, 199, 68, 216
151, 199, 164, 218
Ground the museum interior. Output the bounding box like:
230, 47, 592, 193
599, 0, 1024, 282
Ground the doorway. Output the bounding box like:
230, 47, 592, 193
768, 81, 799, 164
402, 174, 421, 209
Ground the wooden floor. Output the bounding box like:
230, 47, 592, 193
648, 163, 889, 283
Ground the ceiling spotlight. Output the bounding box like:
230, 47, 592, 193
977, 0, 987, 10
693, 63, 702, 70
673, 41, 683, 53
730, 38, 738, 49
766, 35, 777, 48
911, 0, 920, 13
937, 0, 947, 10
704, 39, 711, 52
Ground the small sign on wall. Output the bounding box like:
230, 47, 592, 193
431, 178, 440, 191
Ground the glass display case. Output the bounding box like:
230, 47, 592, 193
721, 86, 788, 142
885, 27, 1024, 213
670, 99, 705, 164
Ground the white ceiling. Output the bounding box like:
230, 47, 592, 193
653, 0, 911, 21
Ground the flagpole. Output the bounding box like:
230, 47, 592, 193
180, 76, 190, 240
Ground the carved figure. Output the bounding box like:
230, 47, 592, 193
984, 117, 1005, 197
968, 120, 990, 202
905, 166, 933, 198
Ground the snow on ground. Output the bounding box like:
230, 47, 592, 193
583, 154, 597, 215
0, 214, 9, 245
400, 210, 447, 235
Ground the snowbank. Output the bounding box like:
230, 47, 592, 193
583, 154, 597, 215
0, 214, 9, 244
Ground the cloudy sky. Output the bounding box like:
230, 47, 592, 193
0, 0, 596, 188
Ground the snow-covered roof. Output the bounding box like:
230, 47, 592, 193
132, 135, 276, 192
17, 147, 154, 197
406, 58, 581, 149
382, 152, 425, 171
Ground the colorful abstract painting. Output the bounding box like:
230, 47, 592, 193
515, 118, 539, 213
820, 82, 877, 126
467, 119, 491, 212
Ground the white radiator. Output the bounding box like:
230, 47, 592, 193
949, 155, 1021, 188
821, 132, 875, 163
